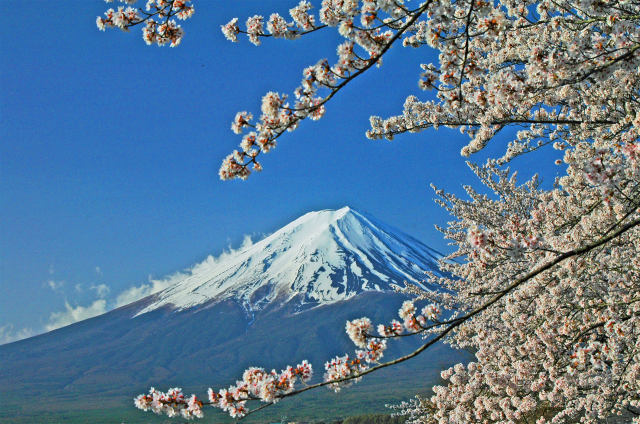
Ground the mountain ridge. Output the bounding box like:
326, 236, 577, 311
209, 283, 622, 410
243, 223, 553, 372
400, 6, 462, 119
137, 206, 443, 316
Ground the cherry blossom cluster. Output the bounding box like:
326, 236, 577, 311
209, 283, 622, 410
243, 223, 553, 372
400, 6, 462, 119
366, 0, 640, 165
96, 3, 140, 31
222, 1, 318, 45
135, 361, 313, 419
221, 2, 318, 45
394, 300, 443, 332
324, 354, 370, 391
208, 361, 313, 417
97, 0, 194, 47
345, 317, 373, 348
207, 361, 313, 417
134, 387, 203, 419
394, 145, 640, 422
325, 302, 445, 392
377, 319, 403, 337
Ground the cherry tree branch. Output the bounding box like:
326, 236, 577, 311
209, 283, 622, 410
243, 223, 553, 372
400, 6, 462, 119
222, 1, 435, 179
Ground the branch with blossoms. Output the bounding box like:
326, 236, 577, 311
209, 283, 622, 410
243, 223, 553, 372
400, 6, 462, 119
133, 213, 639, 420
133, 300, 445, 420
367, 2, 640, 161
218, 0, 436, 180
96, 0, 194, 47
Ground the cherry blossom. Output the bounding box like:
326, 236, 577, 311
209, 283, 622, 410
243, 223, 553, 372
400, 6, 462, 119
97, 0, 194, 47
134, 387, 204, 419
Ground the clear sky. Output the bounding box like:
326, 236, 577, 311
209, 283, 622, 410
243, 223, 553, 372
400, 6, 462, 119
0, 0, 562, 343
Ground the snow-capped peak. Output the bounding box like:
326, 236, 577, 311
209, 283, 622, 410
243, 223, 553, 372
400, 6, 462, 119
136, 207, 442, 315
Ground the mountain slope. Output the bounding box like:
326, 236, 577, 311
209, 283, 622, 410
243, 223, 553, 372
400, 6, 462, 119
0, 207, 467, 423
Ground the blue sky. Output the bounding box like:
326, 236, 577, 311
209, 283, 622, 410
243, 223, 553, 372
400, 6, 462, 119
0, 1, 562, 343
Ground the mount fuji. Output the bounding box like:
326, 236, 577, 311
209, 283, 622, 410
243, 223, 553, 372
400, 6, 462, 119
0, 207, 468, 423
138, 206, 442, 315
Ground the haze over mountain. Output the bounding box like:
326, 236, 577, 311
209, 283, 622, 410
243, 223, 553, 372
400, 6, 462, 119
0, 207, 468, 423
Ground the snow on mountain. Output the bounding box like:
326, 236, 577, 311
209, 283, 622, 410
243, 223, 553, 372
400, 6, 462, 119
137, 207, 442, 315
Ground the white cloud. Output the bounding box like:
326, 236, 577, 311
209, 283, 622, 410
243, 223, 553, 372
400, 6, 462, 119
0, 324, 35, 345
27, 234, 262, 335
114, 234, 258, 308
47, 279, 64, 291
114, 274, 181, 307
239, 234, 254, 250
45, 300, 107, 331
90, 283, 110, 298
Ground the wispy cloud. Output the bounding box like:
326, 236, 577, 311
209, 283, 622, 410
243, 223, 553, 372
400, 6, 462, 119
47, 279, 64, 291
90, 283, 110, 298
114, 274, 180, 307
0, 324, 35, 345
4, 297, 109, 344
45, 300, 108, 332
114, 234, 258, 308
8, 235, 259, 341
